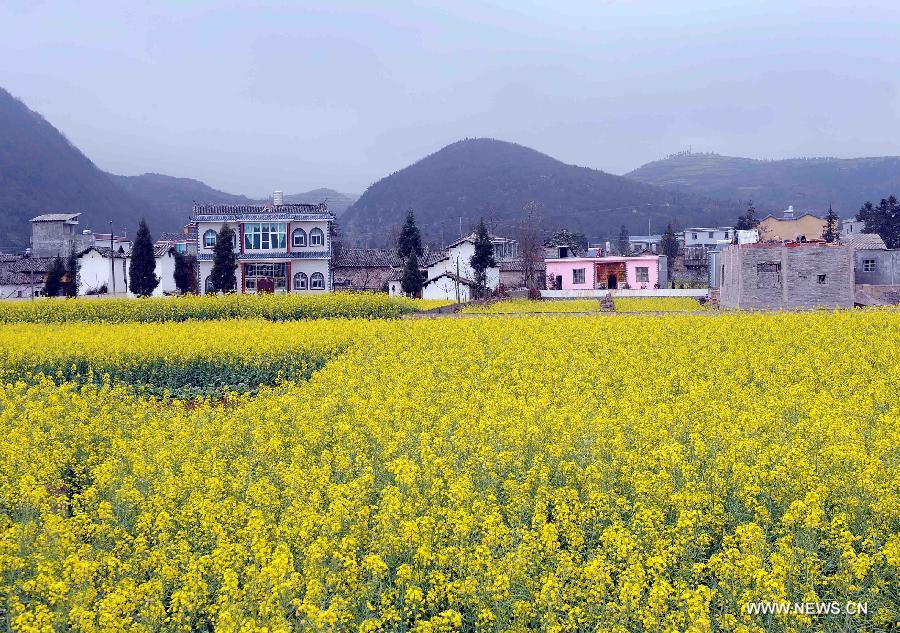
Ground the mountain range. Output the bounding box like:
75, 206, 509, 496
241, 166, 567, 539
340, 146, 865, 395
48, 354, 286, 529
4, 84, 900, 251
627, 152, 900, 216
341, 138, 741, 248
0, 87, 355, 249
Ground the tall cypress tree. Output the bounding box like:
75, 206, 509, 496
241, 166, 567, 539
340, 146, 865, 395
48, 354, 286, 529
129, 219, 159, 297
210, 225, 238, 293
822, 203, 839, 243
397, 209, 423, 258
174, 251, 197, 294
469, 218, 496, 299
735, 201, 759, 230
659, 224, 680, 276
400, 251, 423, 297
63, 247, 80, 297
43, 256, 64, 297
617, 225, 631, 255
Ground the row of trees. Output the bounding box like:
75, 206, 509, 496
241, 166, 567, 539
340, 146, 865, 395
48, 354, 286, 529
42, 218, 206, 298
397, 210, 496, 299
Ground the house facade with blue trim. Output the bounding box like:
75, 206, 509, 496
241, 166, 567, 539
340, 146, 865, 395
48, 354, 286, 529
191, 199, 334, 294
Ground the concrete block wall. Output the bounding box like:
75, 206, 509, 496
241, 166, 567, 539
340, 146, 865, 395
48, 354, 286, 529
720, 244, 854, 309
854, 249, 900, 286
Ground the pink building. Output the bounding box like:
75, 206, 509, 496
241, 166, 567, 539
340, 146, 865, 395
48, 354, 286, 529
545, 255, 661, 290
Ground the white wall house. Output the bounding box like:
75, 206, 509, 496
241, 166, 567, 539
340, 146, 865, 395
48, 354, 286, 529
193, 198, 333, 294
77, 247, 129, 296
77, 245, 178, 297
422, 234, 501, 300
683, 227, 734, 247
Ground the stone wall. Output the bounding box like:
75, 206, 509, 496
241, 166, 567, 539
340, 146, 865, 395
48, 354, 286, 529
854, 249, 900, 286
720, 244, 854, 309
31, 221, 93, 258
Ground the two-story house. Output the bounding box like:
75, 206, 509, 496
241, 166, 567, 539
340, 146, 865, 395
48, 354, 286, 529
192, 198, 333, 294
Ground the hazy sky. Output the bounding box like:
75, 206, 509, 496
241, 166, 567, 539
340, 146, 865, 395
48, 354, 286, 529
3, 0, 900, 196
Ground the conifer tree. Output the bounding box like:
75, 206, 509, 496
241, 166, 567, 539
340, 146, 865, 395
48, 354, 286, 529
617, 225, 631, 256
735, 201, 759, 230
43, 256, 64, 297
400, 251, 423, 297
469, 218, 497, 299
129, 219, 159, 297
397, 209, 424, 258
659, 224, 680, 277
822, 204, 839, 243
210, 225, 238, 292
63, 247, 80, 297
174, 251, 197, 294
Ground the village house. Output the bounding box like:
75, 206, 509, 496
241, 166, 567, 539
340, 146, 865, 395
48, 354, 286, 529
545, 253, 665, 290
333, 248, 432, 291
192, 194, 333, 294
0, 255, 51, 299
757, 206, 827, 242
420, 233, 506, 300
76, 244, 178, 297
719, 242, 854, 309
30, 213, 94, 257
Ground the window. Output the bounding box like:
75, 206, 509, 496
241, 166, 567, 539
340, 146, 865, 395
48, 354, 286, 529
292, 228, 306, 248
863, 259, 877, 272
636, 266, 649, 283
204, 276, 214, 293
203, 230, 217, 248
708, 231, 715, 238
692, 232, 698, 240
756, 262, 781, 289
243, 223, 287, 250
309, 228, 325, 247
817, 274, 826, 284
572, 268, 585, 284
175, 242, 187, 254
244, 262, 287, 278
724, 232, 729, 239
310, 272, 325, 289
293, 272, 308, 290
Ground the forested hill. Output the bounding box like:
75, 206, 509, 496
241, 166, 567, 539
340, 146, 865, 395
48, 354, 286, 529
626, 152, 900, 216
341, 138, 741, 248
0, 87, 154, 248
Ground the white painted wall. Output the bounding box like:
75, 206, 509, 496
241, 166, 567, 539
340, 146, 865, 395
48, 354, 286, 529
427, 240, 500, 289
422, 275, 472, 301
78, 250, 128, 296
541, 288, 709, 298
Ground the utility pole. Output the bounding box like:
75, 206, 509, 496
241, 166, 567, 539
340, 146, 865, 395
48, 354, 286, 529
109, 220, 116, 295
455, 257, 460, 304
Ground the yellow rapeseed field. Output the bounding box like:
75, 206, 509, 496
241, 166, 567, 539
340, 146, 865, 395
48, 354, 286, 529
1, 311, 898, 632
0, 293, 448, 324
461, 297, 705, 314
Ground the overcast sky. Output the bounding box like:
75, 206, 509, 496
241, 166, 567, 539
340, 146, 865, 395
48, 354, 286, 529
2, 0, 900, 196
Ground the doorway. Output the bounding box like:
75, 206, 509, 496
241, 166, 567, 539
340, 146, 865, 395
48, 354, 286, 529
607, 274, 618, 289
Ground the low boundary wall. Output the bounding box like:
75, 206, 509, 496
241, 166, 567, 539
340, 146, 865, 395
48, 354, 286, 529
540, 289, 708, 299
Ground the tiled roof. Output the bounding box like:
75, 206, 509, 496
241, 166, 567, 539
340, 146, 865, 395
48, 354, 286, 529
6, 257, 53, 273
0, 271, 37, 285
31, 212, 81, 223
158, 231, 187, 242
841, 233, 887, 250
153, 244, 175, 257
426, 271, 477, 287
499, 259, 545, 272
335, 248, 433, 268
193, 202, 327, 214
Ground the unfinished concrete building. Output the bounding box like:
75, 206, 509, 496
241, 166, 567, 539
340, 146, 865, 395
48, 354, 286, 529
719, 243, 854, 309
30, 213, 93, 258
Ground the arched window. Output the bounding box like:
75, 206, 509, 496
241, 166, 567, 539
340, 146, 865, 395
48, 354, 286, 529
204, 276, 214, 293
293, 272, 308, 290
309, 228, 325, 247
203, 230, 217, 248
292, 228, 306, 248
310, 272, 325, 290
